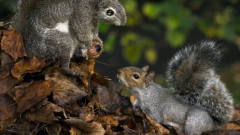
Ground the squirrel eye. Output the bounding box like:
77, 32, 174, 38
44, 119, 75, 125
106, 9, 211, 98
106, 9, 115, 16
133, 74, 140, 79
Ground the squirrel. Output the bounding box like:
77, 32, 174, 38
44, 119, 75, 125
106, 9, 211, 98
117, 41, 233, 135
12, 0, 127, 76
167, 41, 233, 125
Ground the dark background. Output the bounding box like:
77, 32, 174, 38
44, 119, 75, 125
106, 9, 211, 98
0, 0, 240, 103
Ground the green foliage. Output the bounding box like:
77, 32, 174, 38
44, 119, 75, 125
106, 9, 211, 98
143, 3, 161, 19
120, 32, 156, 64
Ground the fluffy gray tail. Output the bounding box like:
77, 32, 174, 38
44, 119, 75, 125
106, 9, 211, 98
167, 41, 221, 92
167, 41, 233, 125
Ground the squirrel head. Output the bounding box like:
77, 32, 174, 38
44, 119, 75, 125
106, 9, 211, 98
117, 66, 155, 89
97, 0, 127, 26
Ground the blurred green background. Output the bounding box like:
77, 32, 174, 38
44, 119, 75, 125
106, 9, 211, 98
0, 0, 240, 103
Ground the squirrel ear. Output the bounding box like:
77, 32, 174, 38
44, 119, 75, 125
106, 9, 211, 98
145, 72, 155, 86
142, 65, 150, 72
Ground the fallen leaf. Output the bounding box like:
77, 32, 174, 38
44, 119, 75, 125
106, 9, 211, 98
203, 130, 240, 135
66, 117, 105, 135
45, 69, 87, 107
70, 127, 82, 135
11, 57, 46, 80
14, 80, 55, 113
224, 121, 240, 130
232, 106, 240, 121
0, 94, 16, 121
94, 84, 122, 113
145, 115, 170, 135
78, 106, 95, 122
1, 30, 26, 61
46, 124, 62, 135
0, 72, 19, 94
97, 115, 119, 127
24, 100, 66, 124
71, 60, 95, 89
0, 52, 13, 72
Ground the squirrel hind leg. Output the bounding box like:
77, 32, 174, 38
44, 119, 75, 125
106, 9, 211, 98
59, 51, 83, 77
185, 109, 215, 135
44, 30, 83, 77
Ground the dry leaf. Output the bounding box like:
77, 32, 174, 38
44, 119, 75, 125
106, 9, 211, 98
0, 94, 16, 121
78, 107, 95, 122
45, 69, 87, 107
94, 84, 121, 113
1, 30, 26, 61
203, 130, 240, 135
11, 57, 46, 80
46, 124, 62, 135
0, 72, 19, 94
224, 121, 240, 130
97, 115, 119, 127
0, 52, 13, 72
232, 107, 240, 121
24, 100, 66, 124
66, 117, 105, 135
14, 80, 56, 113
70, 127, 82, 135
71, 60, 95, 89
145, 115, 170, 135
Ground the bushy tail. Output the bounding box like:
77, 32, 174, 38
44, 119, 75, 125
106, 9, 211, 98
167, 41, 233, 125
12, 0, 37, 31
167, 41, 221, 92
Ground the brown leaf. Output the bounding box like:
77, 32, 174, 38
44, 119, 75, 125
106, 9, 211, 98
24, 100, 66, 124
14, 80, 56, 113
1, 30, 26, 61
0, 71, 9, 80
97, 115, 119, 127
0, 94, 16, 121
203, 130, 240, 135
0, 72, 19, 94
71, 60, 95, 89
70, 127, 82, 135
91, 73, 111, 87
66, 117, 105, 135
45, 69, 87, 107
78, 106, 95, 122
224, 121, 240, 130
145, 115, 170, 135
232, 107, 240, 121
11, 57, 46, 80
46, 124, 62, 135
0, 52, 13, 72
94, 84, 122, 112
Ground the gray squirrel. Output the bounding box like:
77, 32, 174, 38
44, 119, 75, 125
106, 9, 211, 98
12, 0, 127, 76
117, 41, 233, 135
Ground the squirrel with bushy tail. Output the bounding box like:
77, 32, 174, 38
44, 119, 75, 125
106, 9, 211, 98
118, 41, 233, 135
13, 0, 127, 76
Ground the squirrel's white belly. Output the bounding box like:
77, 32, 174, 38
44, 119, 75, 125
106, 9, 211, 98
54, 21, 69, 33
